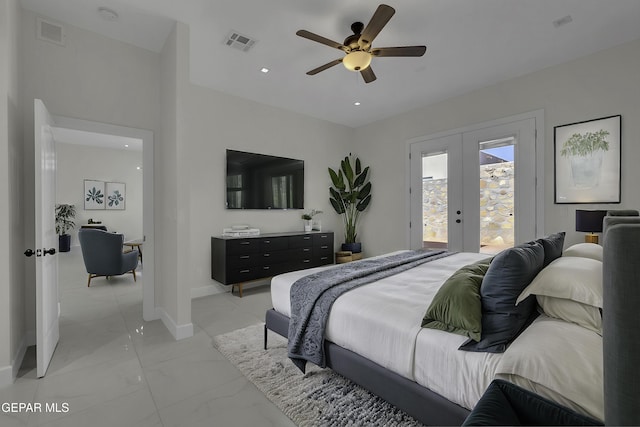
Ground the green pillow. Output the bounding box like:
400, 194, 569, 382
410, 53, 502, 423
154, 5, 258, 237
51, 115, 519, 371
422, 258, 492, 341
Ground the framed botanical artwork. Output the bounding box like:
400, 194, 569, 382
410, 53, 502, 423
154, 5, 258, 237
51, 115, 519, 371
84, 180, 105, 210
554, 115, 621, 204
105, 182, 126, 210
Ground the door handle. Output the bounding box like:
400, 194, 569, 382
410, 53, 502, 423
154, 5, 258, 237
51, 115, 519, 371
24, 249, 35, 257
456, 219, 461, 224
43, 248, 56, 256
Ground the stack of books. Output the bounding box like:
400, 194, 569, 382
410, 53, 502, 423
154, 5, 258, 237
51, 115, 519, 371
222, 227, 261, 238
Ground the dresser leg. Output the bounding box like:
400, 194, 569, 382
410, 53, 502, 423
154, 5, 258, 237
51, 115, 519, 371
264, 324, 268, 350
238, 283, 243, 297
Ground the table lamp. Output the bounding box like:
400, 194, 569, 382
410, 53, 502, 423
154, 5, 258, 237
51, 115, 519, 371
575, 209, 607, 244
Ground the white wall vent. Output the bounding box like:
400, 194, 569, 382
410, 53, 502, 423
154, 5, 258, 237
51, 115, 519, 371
223, 31, 257, 52
37, 18, 65, 46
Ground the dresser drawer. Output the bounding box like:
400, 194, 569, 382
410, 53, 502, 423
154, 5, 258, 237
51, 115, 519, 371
259, 236, 288, 252
227, 239, 259, 255
226, 266, 261, 283
313, 243, 332, 257
312, 233, 333, 245
289, 234, 313, 248
313, 254, 333, 267
227, 253, 260, 267
289, 246, 313, 259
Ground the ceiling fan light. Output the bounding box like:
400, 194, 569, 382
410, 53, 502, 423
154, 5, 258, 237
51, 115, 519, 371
343, 51, 372, 72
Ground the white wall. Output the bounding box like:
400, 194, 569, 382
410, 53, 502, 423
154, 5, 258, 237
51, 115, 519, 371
354, 37, 640, 255
173, 24, 354, 300
55, 143, 143, 245
0, 0, 25, 385
20, 9, 161, 340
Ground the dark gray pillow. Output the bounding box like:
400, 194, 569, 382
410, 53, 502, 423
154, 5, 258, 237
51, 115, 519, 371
460, 241, 544, 353
538, 231, 565, 267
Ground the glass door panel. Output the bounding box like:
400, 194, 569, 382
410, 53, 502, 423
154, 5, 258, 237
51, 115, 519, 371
479, 138, 515, 254
422, 153, 448, 249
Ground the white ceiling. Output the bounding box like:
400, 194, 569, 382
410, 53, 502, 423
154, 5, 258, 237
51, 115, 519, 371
20, 0, 640, 128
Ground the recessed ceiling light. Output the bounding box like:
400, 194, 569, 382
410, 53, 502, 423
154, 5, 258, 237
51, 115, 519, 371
136, 166, 141, 170
124, 144, 129, 148
260, 67, 270, 73
98, 7, 119, 22
354, 101, 361, 106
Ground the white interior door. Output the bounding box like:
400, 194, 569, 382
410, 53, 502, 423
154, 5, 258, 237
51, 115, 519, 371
34, 99, 59, 377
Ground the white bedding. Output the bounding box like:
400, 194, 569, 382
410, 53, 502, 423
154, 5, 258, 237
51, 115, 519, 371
270, 251, 604, 420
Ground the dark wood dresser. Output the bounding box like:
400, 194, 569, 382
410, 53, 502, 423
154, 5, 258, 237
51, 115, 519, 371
211, 231, 334, 296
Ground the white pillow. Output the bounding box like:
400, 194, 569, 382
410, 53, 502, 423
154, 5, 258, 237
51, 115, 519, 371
562, 243, 603, 261
537, 295, 602, 334
516, 256, 602, 307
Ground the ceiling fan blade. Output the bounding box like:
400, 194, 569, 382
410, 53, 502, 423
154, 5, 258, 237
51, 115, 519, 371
361, 66, 377, 83
296, 30, 348, 52
359, 4, 395, 49
307, 58, 343, 75
371, 46, 427, 57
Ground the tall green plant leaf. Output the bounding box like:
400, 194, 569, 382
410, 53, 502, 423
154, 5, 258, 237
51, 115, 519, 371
341, 157, 354, 188
355, 158, 362, 175
356, 194, 371, 212
353, 166, 369, 188
358, 182, 371, 200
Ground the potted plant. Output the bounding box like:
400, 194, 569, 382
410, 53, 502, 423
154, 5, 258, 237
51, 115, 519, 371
328, 154, 372, 253
301, 209, 322, 232
55, 204, 76, 252
560, 129, 610, 188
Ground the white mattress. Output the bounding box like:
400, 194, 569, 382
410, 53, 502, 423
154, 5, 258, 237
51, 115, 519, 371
271, 251, 488, 379
270, 251, 604, 420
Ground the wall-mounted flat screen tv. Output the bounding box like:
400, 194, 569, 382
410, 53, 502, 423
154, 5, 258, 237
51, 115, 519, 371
226, 149, 304, 209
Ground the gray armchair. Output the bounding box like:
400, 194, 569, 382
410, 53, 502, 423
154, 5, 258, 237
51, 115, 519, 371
78, 228, 139, 287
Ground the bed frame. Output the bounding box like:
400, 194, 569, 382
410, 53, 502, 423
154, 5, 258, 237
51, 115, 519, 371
264, 308, 470, 426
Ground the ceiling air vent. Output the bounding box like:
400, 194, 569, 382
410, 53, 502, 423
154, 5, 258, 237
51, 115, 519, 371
224, 31, 257, 52
37, 18, 65, 46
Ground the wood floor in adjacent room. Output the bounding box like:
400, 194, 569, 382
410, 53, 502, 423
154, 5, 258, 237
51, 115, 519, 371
1, 247, 295, 427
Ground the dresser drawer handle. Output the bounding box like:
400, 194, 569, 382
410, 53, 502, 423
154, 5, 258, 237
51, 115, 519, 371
240, 241, 251, 245
263, 240, 270, 244
321, 256, 328, 260
240, 269, 250, 273
320, 235, 328, 238
263, 266, 270, 270
303, 248, 311, 252
263, 253, 270, 257
321, 245, 328, 249
302, 259, 310, 263
303, 236, 311, 240
239, 255, 250, 259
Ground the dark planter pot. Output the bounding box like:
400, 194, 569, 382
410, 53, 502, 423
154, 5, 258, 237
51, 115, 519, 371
341, 242, 362, 253
59, 234, 71, 252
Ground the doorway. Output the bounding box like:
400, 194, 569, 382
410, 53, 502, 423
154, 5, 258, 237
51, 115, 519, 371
51, 116, 156, 321
407, 111, 544, 253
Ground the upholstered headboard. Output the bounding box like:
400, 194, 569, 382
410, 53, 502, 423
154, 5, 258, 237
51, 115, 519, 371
602, 212, 640, 242
602, 222, 640, 425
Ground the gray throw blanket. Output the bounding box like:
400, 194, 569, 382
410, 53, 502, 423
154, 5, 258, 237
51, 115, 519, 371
287, 249, 453, 372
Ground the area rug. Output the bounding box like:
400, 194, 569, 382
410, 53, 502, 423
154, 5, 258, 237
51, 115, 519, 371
212, 323, 424, 427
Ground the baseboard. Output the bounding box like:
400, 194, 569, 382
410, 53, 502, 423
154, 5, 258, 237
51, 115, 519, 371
191, 284, 225, 299
0, 364, 12, 387
12, 336, 28, 380
155, 307, 194, 340
0, 334, 26, 387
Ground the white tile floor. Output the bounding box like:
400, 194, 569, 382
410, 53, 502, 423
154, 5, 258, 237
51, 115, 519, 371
0, 247, 295, 427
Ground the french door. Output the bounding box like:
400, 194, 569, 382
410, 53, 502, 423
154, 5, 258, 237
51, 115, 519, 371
409, 118, 537, 253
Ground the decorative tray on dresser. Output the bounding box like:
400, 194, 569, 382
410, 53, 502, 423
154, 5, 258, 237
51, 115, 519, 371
211, 231, 334, 296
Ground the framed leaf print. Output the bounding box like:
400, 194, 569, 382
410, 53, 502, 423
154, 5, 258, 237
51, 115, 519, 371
84, 180, 105, 210
554, 115, 621, 204
106, 182, 126, 210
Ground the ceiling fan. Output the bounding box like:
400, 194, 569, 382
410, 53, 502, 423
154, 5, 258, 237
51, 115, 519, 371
296, 4, 426, 83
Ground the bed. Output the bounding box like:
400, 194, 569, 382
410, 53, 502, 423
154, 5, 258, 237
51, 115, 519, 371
264, 233, 609, 425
